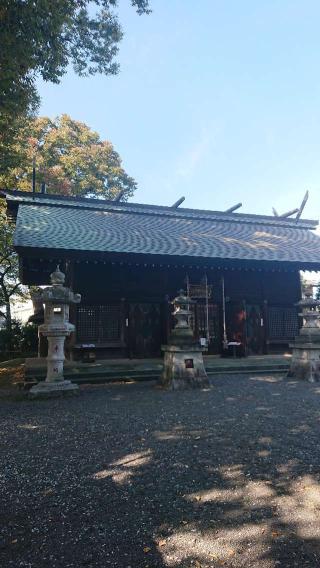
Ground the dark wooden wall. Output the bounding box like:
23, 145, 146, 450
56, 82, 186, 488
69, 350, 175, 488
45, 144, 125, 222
73, 262, 301, 357
74, 263, 301, 304
20, 255, 302, 358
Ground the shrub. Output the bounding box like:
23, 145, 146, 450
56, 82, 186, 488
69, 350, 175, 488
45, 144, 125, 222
0, 320, 38, 357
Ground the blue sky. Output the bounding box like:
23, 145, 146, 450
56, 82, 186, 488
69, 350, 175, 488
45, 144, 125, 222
37, 0, 320, 219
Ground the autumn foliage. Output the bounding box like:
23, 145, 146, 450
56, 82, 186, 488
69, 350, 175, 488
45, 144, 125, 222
0, 114, 136, 200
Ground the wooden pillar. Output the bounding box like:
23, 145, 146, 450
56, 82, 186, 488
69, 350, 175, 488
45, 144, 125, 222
65, 260, 76, 360
260, 271, 268, 354
120, 297, 128, 357
263, 300, 269, 354
242, 298, 248, 357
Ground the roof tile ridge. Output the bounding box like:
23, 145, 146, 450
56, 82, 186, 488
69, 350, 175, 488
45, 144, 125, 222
3, 189, 318, 229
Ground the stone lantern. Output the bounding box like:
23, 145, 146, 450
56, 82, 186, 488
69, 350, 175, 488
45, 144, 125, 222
289, 284, 320, 382
29, 266, 81, 397
160, 290, 209, 390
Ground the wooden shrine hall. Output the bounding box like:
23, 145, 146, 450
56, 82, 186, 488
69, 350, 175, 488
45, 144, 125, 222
3, 189, 320, 359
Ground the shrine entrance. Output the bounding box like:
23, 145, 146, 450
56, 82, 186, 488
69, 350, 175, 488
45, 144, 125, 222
245, 303, 265, 355
190, 303, 220, 354
225, 301, 265, 355
186, 276, 220, 355
128, 302, 162, 358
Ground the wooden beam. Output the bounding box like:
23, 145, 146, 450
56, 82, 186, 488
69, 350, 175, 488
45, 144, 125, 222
114, 190, 125, 202
171, 196, 185, 208
279, 208, 299, 218
295, 190, 309, 223
225, 202, 242, 213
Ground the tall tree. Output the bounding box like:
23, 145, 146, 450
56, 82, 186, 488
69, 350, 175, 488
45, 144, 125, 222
0, 0, 151, 171
0, 213, 27, 333
0, 114, 136, 199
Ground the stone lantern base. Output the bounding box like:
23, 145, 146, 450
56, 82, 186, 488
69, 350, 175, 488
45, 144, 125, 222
288, 338, 320, 382
288, 285, 320, 383
161, 345, 209, 390
29, 379, 79, 399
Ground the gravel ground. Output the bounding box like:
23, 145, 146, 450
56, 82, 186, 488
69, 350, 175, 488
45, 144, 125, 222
1, 374, 320, 568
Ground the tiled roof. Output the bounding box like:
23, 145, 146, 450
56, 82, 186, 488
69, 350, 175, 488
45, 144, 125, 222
13, 199, 320, 266
3, 189, 318, 229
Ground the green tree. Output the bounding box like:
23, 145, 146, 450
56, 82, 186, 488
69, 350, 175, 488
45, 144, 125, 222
0, 114, 136, 199
0, 213, 27, 333
0, 0, 151, 171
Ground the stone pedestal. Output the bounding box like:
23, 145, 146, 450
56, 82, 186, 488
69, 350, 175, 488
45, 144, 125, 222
29, 266, 81, 398
29, 379, 79, 398
162, 345, 209, 390
289, 285, 320, 382
289, 340, 320, 382
160, 290, 209, 390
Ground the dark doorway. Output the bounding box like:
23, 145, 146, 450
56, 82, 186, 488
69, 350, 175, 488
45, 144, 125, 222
225, 301, 246, 355
245, 303, 265, 354
225, 301, 265, 355
190, 303, 220, 354
129, 303, 162, 358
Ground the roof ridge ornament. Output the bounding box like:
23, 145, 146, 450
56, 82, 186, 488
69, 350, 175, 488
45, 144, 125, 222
295, 190, 309, 224
171, 196, 185, 208
225, 203, 242, 213
2, 189, 318, 229
114, 190, 125, 202
272, 190, 309, 222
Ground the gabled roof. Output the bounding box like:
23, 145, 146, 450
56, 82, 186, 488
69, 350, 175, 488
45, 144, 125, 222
2, 189, 318, 229
2, 190, 320, 268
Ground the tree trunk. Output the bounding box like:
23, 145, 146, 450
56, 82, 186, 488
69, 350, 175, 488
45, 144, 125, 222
5, 299, 11, 333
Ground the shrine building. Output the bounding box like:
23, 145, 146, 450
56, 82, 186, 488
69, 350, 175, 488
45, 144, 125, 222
3, 189, 320, 359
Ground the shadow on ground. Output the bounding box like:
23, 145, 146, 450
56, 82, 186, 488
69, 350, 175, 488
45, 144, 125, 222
1, 373, 320, 567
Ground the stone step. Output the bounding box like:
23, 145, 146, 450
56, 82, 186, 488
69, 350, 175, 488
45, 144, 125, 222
24, 362, 289, 386
25, 362, 289, 376
207, 365, 289, 373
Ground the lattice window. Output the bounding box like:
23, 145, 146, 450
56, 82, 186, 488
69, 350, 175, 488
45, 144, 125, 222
188, 303, 218, 341
267, 307, 299, 339
189, 284, 213, 299
197, 304, 218, 339
283, 308, 299, 338
76, 305, 121, 343
100, 305, 121, 341
77, 307, 97, 342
